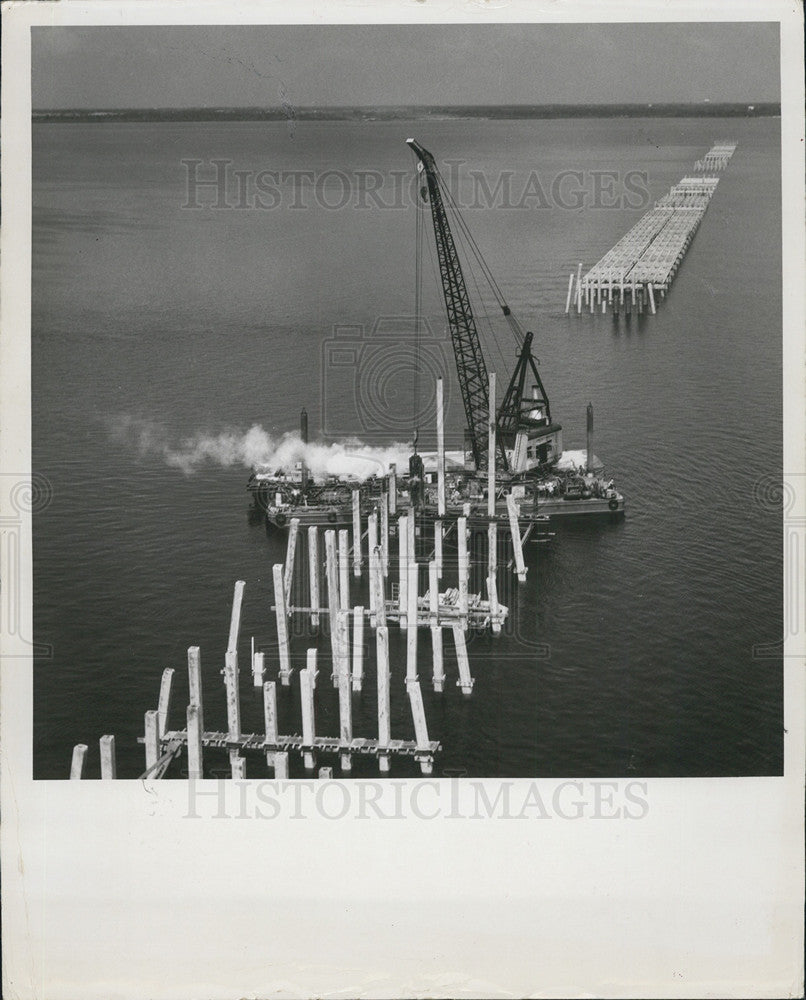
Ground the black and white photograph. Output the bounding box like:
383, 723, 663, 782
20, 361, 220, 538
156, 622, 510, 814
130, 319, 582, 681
27, 20, 788, 781
2, 2, 804, 997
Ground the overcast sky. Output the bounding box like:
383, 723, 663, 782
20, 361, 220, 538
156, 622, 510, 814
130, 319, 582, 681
32, 23, 780, 109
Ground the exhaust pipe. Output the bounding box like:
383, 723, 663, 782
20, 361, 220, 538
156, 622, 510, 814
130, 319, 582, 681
300, 407, 308, 489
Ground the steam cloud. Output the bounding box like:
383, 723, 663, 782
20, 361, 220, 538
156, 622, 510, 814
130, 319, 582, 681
111, 416, 411, 480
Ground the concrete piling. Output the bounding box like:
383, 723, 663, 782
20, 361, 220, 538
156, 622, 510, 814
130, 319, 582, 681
224, 580, 245, 739
223, 650, 241, 741
457, 515, 469, 626
351, 489, 362, 577
272, 564, 292, 685
307, 644, 319, 690
308, 526, 320, 628
398, 514, 408, 628
187, 704, 203, 779
452, 625, 474, 694
407, 680, 432, 775
352, 606, 365, 692
338, 528, 350, 611
376, 624, 391, 772
380, 492, 389, 577
434, 520, 443, 580
564, 271, 575, 313
99, 734, 117, 780
406, 552, 419, 683
372, 545, 386, 627
252, 651, 265, 687
283, 521, 299, 606
336, 609, 350, 687
188, 645, 203, 732
487, 565, 501, 637
429, 559, 444, 692
263, 680, 278, 768
337, 644, 353, 772
388, 463, 397, 515
407, 507, 416, 569
144, 709, 160, 771
506, 494, 527, 582
324, 529, 339, 638
324, 529, 343, 682
157, 667, 174, 738
367, 512, 378, 622
274, 751, 289, 779
300, 660, 316, 770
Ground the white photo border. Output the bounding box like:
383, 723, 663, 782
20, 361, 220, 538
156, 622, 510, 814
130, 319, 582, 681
1, 2, 803, 998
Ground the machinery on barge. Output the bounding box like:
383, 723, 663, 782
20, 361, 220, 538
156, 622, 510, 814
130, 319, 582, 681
249, 138, 625, 528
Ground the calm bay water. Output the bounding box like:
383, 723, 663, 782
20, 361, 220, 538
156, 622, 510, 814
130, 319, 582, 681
32, 116, 782, 778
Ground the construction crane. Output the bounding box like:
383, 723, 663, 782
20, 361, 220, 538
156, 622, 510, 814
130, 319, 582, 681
406, 138, 554, 475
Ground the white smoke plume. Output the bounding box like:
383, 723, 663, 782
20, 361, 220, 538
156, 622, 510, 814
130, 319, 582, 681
110, 416, 412, 480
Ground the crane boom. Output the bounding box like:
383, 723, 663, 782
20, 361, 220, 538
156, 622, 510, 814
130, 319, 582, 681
407, 138, 504, 471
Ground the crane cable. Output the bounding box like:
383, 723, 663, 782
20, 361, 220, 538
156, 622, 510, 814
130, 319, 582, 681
436, 171, 527, 347
413, 152, 514, 407
449, 205, 512, 378
413, 164, 424, 443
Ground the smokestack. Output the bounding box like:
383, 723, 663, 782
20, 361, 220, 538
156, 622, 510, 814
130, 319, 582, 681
300, 407, 308, 489
586, 402, 594, 472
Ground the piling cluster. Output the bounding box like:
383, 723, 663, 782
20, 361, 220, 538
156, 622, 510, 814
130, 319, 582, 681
69, 374, 535, 781
565, 141, 737, 316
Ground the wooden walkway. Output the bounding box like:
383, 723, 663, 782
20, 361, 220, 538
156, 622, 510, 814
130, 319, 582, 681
565, 144, 735, 316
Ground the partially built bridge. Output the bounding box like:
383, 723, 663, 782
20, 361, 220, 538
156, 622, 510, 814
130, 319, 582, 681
565, 142, 736, 316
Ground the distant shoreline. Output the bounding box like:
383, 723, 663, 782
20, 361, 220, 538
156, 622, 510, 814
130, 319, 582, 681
32, 103, 780, 123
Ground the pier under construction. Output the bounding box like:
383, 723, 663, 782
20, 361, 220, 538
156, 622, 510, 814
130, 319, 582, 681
67, 431, 538, 781
66, 504, 531, 781
565, 142, 736, 316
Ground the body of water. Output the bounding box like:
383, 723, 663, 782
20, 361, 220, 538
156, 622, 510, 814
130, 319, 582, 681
32, 115, 782, 778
